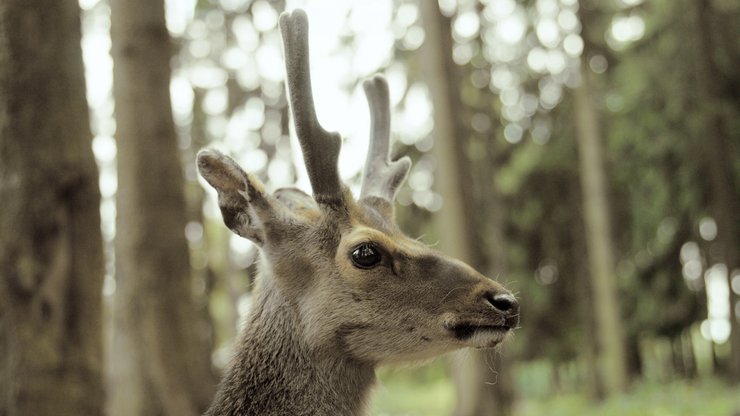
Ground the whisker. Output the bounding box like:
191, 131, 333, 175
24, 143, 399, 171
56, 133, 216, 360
440, 286, 465, 303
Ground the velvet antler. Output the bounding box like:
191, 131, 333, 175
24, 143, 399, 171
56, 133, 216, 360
279, 10, 343, 206
360, 76, 411, 202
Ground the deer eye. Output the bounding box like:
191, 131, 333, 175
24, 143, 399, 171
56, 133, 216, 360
351, 243, 383, 269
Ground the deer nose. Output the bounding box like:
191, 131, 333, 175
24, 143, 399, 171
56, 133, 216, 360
483, 292, 519, 315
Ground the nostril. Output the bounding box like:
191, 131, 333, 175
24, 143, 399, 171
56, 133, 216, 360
486, 293, 518, 313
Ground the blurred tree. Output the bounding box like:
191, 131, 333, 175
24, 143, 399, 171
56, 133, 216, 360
573, 1, 629, 395
419, 1, 514, 415
594, 0, 738, 382
108, 0, 216, 415
689, 0, 740, 382
573, 63, 628, 394
174, 0, 291, 358
0, 0, 105, 414
591, 0, 706, 383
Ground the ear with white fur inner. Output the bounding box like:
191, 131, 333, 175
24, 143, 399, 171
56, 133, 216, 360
196, 148, 271, 244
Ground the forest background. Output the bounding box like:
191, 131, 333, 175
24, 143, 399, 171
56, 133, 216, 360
1, 0, 738, 415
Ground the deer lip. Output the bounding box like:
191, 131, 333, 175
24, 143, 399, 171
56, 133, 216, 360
445, 322, 511, 341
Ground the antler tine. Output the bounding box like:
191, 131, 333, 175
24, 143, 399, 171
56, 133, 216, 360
360, 75, 411, 201
279, 10, 343, 206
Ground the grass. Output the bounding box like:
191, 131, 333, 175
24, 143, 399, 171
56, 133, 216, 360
371, 367, 740, 416
515, 379, 740, 416
372, 365, 455, 416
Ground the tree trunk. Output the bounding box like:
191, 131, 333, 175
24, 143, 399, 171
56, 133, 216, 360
0, 1, 105, 415
568, 179, 602, 398
420, 1, 513, 415
109, 0, 216, 415
572, 61, 629, 394
689, 0, 740, 382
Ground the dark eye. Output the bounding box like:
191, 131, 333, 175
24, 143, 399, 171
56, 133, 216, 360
351, 243, 383, 269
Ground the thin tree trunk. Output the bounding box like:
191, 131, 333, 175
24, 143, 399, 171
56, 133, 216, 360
420, 1, 512, 414
572, 61, 629, 394
0, 1, 105, 414
568, 179, 602, 398
689, 0, 740, 382
109, 0, 216, 415
681, 329, 697, 379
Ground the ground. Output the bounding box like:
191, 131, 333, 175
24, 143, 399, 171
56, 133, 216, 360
372, 364, 740, 416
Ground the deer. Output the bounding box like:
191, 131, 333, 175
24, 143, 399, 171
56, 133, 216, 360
195, 9, 520, 416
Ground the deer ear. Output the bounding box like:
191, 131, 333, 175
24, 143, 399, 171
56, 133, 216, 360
197, 149, 267, 245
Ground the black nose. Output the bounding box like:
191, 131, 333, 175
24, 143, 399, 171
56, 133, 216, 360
484, 292, 519, 314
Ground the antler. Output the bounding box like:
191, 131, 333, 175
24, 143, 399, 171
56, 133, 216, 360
360, 76, 411, 201
279, 10, 343, 206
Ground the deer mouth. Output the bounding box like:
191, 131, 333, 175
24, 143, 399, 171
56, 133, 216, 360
443, 320, 513, 347
448, 323, 510, 339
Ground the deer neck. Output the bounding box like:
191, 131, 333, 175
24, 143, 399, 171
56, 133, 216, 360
206, 273, 377, 416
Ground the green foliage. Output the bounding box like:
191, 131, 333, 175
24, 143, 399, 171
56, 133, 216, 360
516, 379, 740, 416
373, 372, 740, 416
372, 362, 454, 416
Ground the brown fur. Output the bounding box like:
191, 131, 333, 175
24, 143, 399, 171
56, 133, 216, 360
196, 9, 519, 416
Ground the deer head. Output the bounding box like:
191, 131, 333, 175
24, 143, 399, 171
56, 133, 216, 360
197, 9, 518, 368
